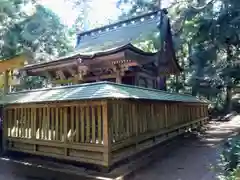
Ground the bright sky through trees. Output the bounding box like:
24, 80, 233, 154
41, 0, 173, 27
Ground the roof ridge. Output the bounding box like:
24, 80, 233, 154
6, 81, 199, 99
6, 81, 109, 95
77, 10, 160, 37
105, 82, 199, 99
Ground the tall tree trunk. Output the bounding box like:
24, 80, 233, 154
226, 85, 232, 113
225, 39, 233, 113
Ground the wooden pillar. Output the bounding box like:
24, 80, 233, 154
157, 75, 167, 91
102, 101, 111, 168
63, 107, 68, 156
134, 73, 139, 86
114, 64, 126, 84
116, 68, 122, 84
2, 108, 8, 153
164, 104, 168, 128
3, 70, 9, 95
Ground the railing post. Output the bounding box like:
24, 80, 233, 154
2, 108, 7, 154
102, 101, 112, 169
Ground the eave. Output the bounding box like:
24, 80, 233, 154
22, 44, 157, 76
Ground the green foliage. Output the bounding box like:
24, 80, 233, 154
117, 0, 240, 109
0, 0, 74, 90
0, 0, 74, 60
218, 136, 240, 180
117, 0, 159, 20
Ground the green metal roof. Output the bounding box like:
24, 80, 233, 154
76, 11, 161, 53
1, 82, 207, 105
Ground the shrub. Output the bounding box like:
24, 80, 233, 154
218, 136, 240, 179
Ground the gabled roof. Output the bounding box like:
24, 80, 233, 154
1, 81, 208, 105
23, 10, 182, 75
76, 11, 161, 53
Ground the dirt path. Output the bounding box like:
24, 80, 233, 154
132, 115, 240, 180
0, 116, 239, 180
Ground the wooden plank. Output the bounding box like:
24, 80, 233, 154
7, 109, 11, 137
6, 101, 104, 109
24, 108, 27, 138
51, 108, 55, 141
2, 109, 8, 151
76, 105, 80, 143
128, 104, 133, 136
138, 104, 143, 133
86, 107, 90, 143
43, 107, 47, 140
102, 101, 111, 166
132, 103, 138, 146
126, 104, 130, 138
115, 103, 119, 141
7, 109, 12, 137
38, 108, 43, 139
31, 108, 36, 139
27, 108, 31, 138
59, 108, 63, 141
70, 106, 75, 142
164, 104, 168, 128
3, 70, 9, 95
92, 106, 96, 143
46, 106, 50, 140
97, 106, 102, 144
8, 137, 104, 151
80, 107, 85, 143
63, 107, 68, 156
20, 108, 24, 138
120, 103, 124, 139
56, 107, 59, 141
8, 147, 105, 166
14, 109, 18, 137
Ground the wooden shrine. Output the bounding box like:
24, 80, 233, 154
22, 11, 181, 90
1, 10, 209, 170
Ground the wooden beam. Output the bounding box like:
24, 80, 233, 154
102, 101, 111, 167
51, 71, 137, 85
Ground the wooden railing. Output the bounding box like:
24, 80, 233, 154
108, 100, 208, 165
3, 99, 208, 168
4, 101, 108, 166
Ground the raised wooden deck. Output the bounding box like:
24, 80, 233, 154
1, 82, 209, 169
3, 99, 208, 168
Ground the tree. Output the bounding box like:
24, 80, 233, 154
117, 0, 240, 111
117, 0, 159, 19
0, 0, 74, 90
187, 0, 240, 111
0, 0, 74, 61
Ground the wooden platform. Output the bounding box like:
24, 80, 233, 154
2, 82, 209, 169
0, 117, 208, 180
3, 98, 208, 169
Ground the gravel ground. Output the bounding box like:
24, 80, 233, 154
132, 115, 240, 180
